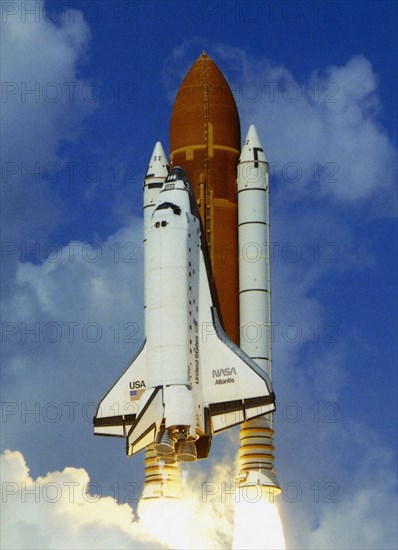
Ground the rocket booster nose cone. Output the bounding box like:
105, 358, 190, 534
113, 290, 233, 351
145, 141, 169, 179
239, 124, 268, 164
246, 124, 260, 142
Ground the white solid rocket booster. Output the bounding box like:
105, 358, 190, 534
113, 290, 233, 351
237, 125, 280, 493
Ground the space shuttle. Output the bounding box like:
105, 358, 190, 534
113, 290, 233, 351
93, 162, 275, 463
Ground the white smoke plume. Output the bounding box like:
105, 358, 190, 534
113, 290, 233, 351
1, 449, 287, 550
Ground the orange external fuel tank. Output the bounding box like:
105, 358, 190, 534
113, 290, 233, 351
170, 52, 240, 343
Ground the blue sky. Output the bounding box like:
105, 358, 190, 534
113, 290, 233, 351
1, 1, 397, 548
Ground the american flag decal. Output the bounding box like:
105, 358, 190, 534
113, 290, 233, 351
130, 389, 145, 401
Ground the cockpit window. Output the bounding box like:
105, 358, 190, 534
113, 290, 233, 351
155, 202, 181, 215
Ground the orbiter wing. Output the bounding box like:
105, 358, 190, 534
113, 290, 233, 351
93, 341, 148, 437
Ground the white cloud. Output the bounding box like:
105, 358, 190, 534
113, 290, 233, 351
308, 485, 397, 550
234, 53, 397, 208
0, 449, 166, 550
1, 0, 95, 241
0, 449, 239, 550
275, 413, 397, 549
0, 220, 145, 474
9, 222, 143, 321
1, 219, 144, 390
1, 0, 92, 164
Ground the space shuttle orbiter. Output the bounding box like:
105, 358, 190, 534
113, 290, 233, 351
93, 165, 275, 463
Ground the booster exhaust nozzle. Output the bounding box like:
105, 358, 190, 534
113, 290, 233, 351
154, 428, 174, 454
176, 441, 197, 462
236, 468, 281, 497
